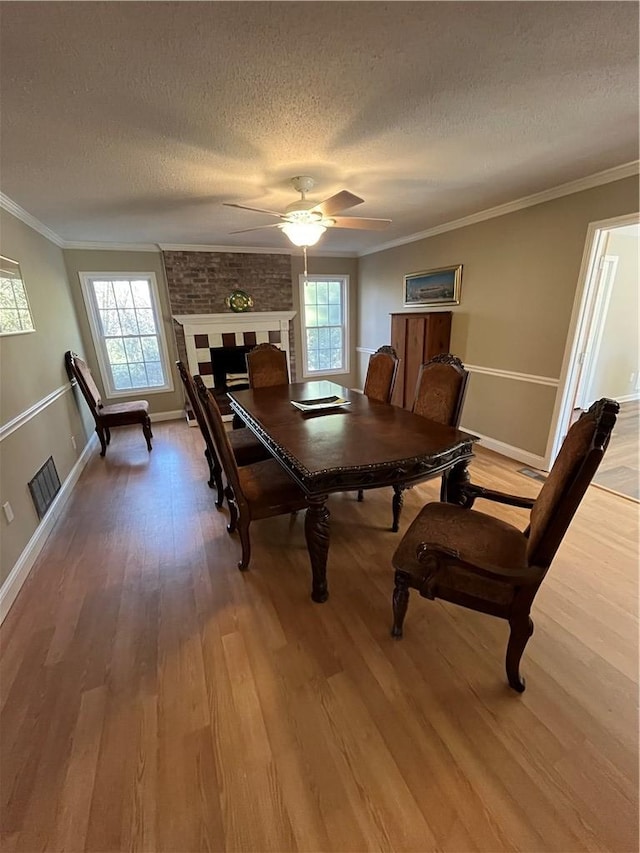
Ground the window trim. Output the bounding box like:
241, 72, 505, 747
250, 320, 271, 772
298, 274, 350, 379
79, 271, 174, 398
0, 254, 36, 337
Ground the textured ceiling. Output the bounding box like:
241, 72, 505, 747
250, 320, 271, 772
1, 1, 638, 253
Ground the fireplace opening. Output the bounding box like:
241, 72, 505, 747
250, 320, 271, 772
210, 345, 252, 392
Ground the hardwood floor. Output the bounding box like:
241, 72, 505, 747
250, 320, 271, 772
1, 422, 638, 852
593, 400, 639, 500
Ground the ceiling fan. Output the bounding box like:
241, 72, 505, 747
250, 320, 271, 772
224, 176, 391, 247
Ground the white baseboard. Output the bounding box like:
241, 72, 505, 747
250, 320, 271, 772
0, 433, 98, 624
616, 393, 640, 404
150, 409, 184, 423
461, 426, 547, 471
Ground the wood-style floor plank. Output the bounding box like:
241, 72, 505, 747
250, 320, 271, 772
0, 421, 637, 852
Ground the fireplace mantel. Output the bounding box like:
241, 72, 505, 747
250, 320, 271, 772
173, 311, 296, 334
173, 310, 297, 393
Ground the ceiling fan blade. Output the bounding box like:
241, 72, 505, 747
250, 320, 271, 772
329, 216, 392, 231
312, 190, 364, 217
229, 224, 283, 234
224, 202, 283, 218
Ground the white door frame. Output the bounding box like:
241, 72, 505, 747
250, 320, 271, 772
573, 255, 618, 408
546, 212, 639, 465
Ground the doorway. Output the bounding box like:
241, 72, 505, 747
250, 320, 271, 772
549, 214, 639, 500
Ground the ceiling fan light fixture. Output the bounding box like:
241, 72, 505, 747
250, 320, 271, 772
280, 221, 327, 247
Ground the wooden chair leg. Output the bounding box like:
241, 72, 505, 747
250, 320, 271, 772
142, 417, 153, 452
357, 489, 364, 501
96, 426, 108, 457
204, 448, 224, 507
105, 426, 111, 446
225, 486, 238, 533
237, 518, 251, 571
506, 615, 534, 692
391, 484, 405, 532
391, 570, 411, 637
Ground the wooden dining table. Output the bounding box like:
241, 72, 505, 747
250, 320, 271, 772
228, 380, 478, 602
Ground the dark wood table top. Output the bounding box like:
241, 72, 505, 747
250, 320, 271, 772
228, 380, 478, 495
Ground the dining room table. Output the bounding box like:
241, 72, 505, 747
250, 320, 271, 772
227, 380, 478, 602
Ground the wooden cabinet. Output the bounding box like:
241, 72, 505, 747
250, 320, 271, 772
390, 311, 452, 409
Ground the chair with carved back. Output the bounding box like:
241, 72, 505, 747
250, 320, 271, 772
391, 398, 619, 692
65, 350, 153, 457
176, 361, 269, 506
194, 376, 308, 570
246, 343, 289, 388
356, 345, 400, 501
390, 353, 469, 531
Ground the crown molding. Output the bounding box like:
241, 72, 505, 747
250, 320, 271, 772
359, 160, 640, 257
63, 241, 161, 252
3, 160, 637, 258
0, 192, 65, 247
158, 242, 293, 255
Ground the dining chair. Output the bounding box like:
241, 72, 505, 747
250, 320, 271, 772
177, 362, 269, 506
65, 350, 152, 457
390, 397, 619, 692
246, 343, 289, 388
357, 345, 400, 501
195, 377, 308, 570
363, 345, 400, 403
390, 353, 469, 531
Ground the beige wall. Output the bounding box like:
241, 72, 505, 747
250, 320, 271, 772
0, 210, 92, 584
589, 231, 639, 402
291, 254, 359, 389
357, 176, 639, 457
63, 249, 184, 415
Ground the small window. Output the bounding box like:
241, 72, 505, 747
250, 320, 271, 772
0, 255, 35, 336
79, 272, 173, 397
299, 275, 349, 377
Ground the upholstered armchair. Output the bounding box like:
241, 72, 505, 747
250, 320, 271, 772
390, 398, 619, 692
390, 353, 469, 531
176, 361, 269, 505
246, 343, 289, 388
195, 376, 308, 571
65, 350, 152, 457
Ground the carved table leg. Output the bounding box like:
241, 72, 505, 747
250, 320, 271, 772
391, 484, 405, 532
444, 459, 474, 507
304, 495, 330, 603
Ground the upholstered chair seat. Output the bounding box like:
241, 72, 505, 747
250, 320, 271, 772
391, 398, 619, 692
238, 458, 308, 515
65, 350, 152, 457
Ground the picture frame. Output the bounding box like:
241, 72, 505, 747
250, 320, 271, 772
403, 264, 462, 308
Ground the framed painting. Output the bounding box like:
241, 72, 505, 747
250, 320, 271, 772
403, 264, 462, 308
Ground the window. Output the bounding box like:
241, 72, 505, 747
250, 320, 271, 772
0, 255, 35, 335
79, 272, 173, 397
299, 275, 349, 377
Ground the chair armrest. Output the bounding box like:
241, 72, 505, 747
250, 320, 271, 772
416, 542, 541, 586
464, 483, 535, 509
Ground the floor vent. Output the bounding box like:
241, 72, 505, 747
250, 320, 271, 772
518, 466, 547, 482
28, 456, 61, 519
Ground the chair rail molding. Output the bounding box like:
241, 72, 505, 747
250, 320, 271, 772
0, 381, 74, 442
356, 349, 559, 388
